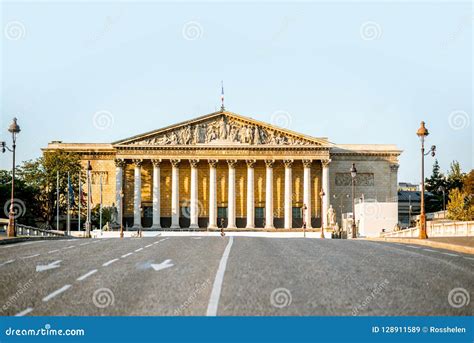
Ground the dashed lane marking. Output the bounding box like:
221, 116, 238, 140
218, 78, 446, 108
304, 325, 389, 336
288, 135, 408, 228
423, 249, 437, 252
135, 248, 143, 252
145, 244, 153, 248
407, 245, 420, 249
77, 269, 98, 281
121, 253, 133, 258
15, 308, 33, 316
42, 285, 71, 302
102, 258, 119, 267
0, 259, 15, 267
442, 252, 459, 257
23, 254, 41, 259
48, 249, 60, 254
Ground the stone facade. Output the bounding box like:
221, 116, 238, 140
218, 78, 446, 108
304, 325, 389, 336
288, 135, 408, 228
43, 110, 401, 229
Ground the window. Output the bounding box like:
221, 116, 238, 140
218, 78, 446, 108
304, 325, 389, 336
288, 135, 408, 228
293, 207, 302, 219
217, 207, 227, 218
255, 207, 264, 219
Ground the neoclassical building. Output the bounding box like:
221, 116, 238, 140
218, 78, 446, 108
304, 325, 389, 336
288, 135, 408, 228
43, 110, 401, 230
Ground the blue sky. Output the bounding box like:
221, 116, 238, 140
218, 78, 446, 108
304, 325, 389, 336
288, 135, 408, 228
1, 1, 472, 182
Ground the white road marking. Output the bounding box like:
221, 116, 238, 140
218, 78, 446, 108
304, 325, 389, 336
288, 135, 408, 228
206, 236, 234, 316
48, 249, 60, 254
23, 254, 41, 259
2, 241, 45, 248
135, 248, 143, 252
66, 239, 76, 241
121, 253, 133, 258
145, 244, 153, 248
79, 242, 90, 246
192, 237, 203, 240
62, 245, 75, 250
77, 269, 98, 281
42, 285, 71, 302
36, 260, 62, 272
15, 308, 33, 316
407, 245, 420, 249
442, 252, 459, 257
102, 258, 119, 267
0, 259, 15, 267
464, 257, 474, 261
423, 249, 437, 252
151, 259, 174, 271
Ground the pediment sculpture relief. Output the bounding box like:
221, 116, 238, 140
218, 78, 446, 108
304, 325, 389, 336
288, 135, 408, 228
130, 116, 315, 146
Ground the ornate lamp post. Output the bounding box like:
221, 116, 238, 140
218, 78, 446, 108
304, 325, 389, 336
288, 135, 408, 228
120, 190, 124, 238
350, 163, 357, 239
416, 121, 436, 239
1, 118, 21, 237
319, 189, 325, 239
85, 161, 92, 238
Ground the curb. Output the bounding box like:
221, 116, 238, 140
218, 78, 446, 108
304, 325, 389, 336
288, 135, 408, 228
0, 236, 75, 246
366, 237, 474, 255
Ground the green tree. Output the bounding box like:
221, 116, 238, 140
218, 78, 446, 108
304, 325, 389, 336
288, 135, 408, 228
425, 160, 446, 211
446, 188, 474, 221
446, 161, 465, 191
0, 170, 43, 226
17, 151, 84, 226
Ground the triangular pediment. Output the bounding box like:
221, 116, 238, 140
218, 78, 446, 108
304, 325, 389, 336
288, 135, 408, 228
113, 110, 329, 147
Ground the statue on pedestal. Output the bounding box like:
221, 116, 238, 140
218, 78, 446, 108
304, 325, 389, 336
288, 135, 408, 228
327, 205, 336, 228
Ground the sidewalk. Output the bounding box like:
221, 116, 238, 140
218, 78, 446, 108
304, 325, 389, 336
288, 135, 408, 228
367, 236, 474, 255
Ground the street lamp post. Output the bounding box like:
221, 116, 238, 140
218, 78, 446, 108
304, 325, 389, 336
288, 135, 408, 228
319, 189, 325, 239
416, 121, 436, 239
1, 118, 21, 237
350, 163, 357, 239
438, 186, 446, 212
120, 190, 124, 238
85, 161, 92, 238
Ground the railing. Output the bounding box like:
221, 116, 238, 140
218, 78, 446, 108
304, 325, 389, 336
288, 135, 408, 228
16, 224, 67, 237
381, 220, 474, 238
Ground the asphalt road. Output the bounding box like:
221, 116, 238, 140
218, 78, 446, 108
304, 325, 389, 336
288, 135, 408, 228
0, 237, 472, 316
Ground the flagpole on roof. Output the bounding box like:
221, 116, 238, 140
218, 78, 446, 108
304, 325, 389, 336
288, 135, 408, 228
220, 80, 225, 111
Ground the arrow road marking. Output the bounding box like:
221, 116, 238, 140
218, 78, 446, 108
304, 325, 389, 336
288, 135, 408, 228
36, 260, 61, 272
151, 259, 174, 271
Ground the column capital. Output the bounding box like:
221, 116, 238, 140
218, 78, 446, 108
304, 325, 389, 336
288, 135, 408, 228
265, 159, 275, 168
189, 159, 200, 168
227, 159, 238, 168
133, 159, 143, 167
114, 158, 126, 168
283, 159, 294, 168
170, 159, 181, 167
151, 159, 162, 167
302, 159, 313, 168
321, 159, 332, 168
208, 159, 218, 168
246, 159, 256, 168
390, 164, 399, 172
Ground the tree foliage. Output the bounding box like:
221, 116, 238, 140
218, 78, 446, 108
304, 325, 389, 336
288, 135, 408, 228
446, 188, 474, 221
17, 151, 84, 226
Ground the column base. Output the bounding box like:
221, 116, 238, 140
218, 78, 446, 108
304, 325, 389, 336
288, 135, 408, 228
226, 225, 237, 229
245, 225, 255, 229
150, 225, 161, 230
189, 224, 199, 229
170, 224, 181, 229
208, 224, 217, 230
132, 224, 142, 230
264, 225, 275, 229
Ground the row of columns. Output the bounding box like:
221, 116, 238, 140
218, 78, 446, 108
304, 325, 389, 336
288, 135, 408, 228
115, 158, 331, 229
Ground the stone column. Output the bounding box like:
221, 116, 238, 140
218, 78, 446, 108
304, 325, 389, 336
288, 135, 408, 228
227, 160, 237, 229
265, 160, 275, 229
246, 160, 256, 229
321, 159, 331, 228
302, 159, 312, 229
114, 159, 125, 226
132, 159, 143, 229
189, 159, 200, 229
170, 159, 181, 229
208, 160, 218, 229
283, 159, 294, 229
151, 159, 162, 229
